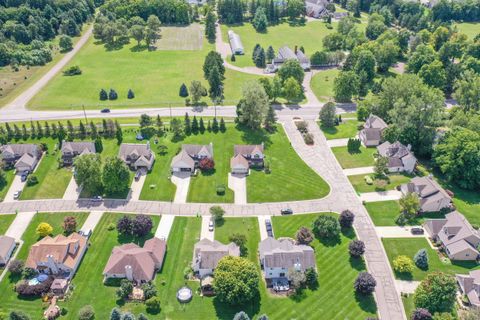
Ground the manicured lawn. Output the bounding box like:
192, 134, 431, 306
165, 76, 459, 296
29, 25, 260, 110
319, 119, 360, 140
382, 238, 480, 281
402, 294, 415, 319
0, 212, 89, 317
331, 146, 377, 169
455, 22, 480, 40
365, 201, 446, 226
311, 68, 340, 102
0, 169, 15, 202
349, 173, 411, 193
0, 213, 15, 234
215, 217, 260, 263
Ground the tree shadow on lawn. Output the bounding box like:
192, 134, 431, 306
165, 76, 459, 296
130, 44, 149, 52
235, 124, 272, 148
316, 235, 341, 247
213, 293, 260, 320
394, 271, 413, 281
354, 291, 378, 314
349, 256, 366, 272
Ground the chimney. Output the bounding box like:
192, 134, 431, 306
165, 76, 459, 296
125, 265, 133, 281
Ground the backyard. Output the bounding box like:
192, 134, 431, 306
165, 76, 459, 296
0, 213, 15, 234
348, 173, 411, 193
331, 146, 377, 169
319, 119, 360, 140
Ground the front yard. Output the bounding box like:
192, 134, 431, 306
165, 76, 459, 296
331, 146, 377, 169
0, 213, 15, 234
0, 169, 15, 202
320, 120, 361, 140
349, 173, 411, 193
365, 201, 446, 226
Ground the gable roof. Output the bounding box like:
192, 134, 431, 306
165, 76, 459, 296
364, 114, 388, 130
61, 141, 96, 155
0, 235, 15, 259
233, 144, 264, 157
15, 153, 36, 167
274, 46, 310, 65
1, 144, 39, 158
258, 237, 316, 271
230, 154, 249, 169
408, 176, 451, 199
118, 143, 152, 161
182, 144, 213, 158
171, 149, 195, 169
193, 238, 240, 269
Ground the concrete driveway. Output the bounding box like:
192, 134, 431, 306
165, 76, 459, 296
5, 211, 36, 241
258, 215, 272, 240
129, 173, 146, 201
3, 174, 27, 203
359, 190, 402, 202
63, 175, 82, 200
201, 215, 214, 240
343, 166, 374, 176
171, 172, 191, 204
79, 211, 104, 234
228, 173, 247, 205
327, 138, 349, 147
155, 215, 175, 240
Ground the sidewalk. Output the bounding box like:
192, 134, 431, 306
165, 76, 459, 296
343, 166, 374, 176
375, 226, 426, 238
79, 211, 104, 234
5, 211, 36, 241
359, 190, 402, 202
155, 215, 175, 240
327, 138, 349, 147
395, 280, 420, 294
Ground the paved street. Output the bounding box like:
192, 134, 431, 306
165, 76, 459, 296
360, 190, 403, 202
79, 211, 104, 234
171, 173, 191, 204
343, 166, 375, 176
5, 211, 36, 241
228, 173, 247, 205
155, 214, 175, 240
3, 174, 26, 203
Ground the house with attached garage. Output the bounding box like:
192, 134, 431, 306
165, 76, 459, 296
456, 270, 480, 307
171, 143, 213, 174
305, 0, 330, 18
376, 141, 417, 173
266, 46, 311, 72
118, 143, 155, 171
0, 144, 41, 172
359, 114, 388, 147
60, 141, 96, 166
424, 211, 480, 261
230, 144, 264, 174
400, 176, 452, 213
0, 235, 16, 266
192, 238, 240, 278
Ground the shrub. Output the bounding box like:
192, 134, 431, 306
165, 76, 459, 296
179, 83, 189, 97
8, 259, 24, 275
349, 240, 365, 258
108, 89, 118, 100
26, 175, 38, 186
295, 121, 308, 133
303, 133, 314, 145
414, 249, 429, 269
354, 272, 376, 295
78, 305, 95, 320
231, 54, 236, 62
393, 255, 414, 273
312, 215, 340, 239
107, 223, 115, 231
127, 89, 135, 99
16, 276, 53, 296
199, 158, 215, 171
131, 214, 153, 237
63, 65, 82, 76
296, 227, 314, 245
411, 308, 432, 320
110, 308, 122, 320
36, 222, 53, 237
142, 282, 157, 300
347, 138, 361, 152
120, 312, 135, 320
116, 279, 133, 299
210, 206, 225, 222
339, 210, 354, 228
116, 216, 132, 235
319, 102, 336, 127
145, 297, 161, 312
364, 175, 373, 185
99, 89, 108, 100
63, 216, 77, 234
216, 184, 226, 195
22, 267, 36, 279
305, 268, 318, 289
8, 311, 30, 320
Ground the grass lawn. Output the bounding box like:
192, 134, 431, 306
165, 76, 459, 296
382, 238, 480, 281
0, 212, 89, 317
455, 22, 480, 40
402, 294, 415, 319
331, 146, 377, 169
215, 217, 260, 263
0, 169, 15, 202
348, 173, 411, 193
28, 24, 259, 110
365, 201, 446, 226
0, 213, 15, 234
319, 119, 360, 140
310, 68, 340, 102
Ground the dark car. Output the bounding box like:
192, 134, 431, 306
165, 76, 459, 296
100, 108, 110, 113
20, 172, 28, 182
265, 219, 274, 237
411, 227, 424, 235
281, 208, 293, 215
134, 170, 142, 181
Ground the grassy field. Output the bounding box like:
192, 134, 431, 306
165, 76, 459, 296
28, 25, 259, 110
331, 146, 377, 169
0, 212, 89, 317
319, 119, 360, 140
455, 22, 480, 40
0, 169, 15, 202
348, 173, 411, 193
0, 213, 15, 234
365, 201, 446, 226
382, 238, 480, 281
311, 68, 340, 102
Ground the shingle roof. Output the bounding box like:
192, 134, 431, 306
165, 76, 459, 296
182, 144, 213, 158
1, 144, 39, 158
230, 154, 249, 169
61, 141, 95, 155
171, 149, 195, 169
193, 238, 240, 269
233, 144, 264, 157
409, 176, 451, 199
0, 235, 15, 260
364, 114, 388, 130
259, 238, 316, 271
118, 143, 153, 161
15, 153, 36, 167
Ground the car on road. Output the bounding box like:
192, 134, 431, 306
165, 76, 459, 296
91, 195, 103, 201
208, 219, 214, 232
100, 108, 110, 113
410, 227, 424, 235
134, 170, 142, 181
281, 208, 293, 215
265, 219, 273, 237
13, 191, 21, 199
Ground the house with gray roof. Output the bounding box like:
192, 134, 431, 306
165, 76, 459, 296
61, 141, 96, 166
230, 144, 264, 174
456, 270, 480, 307
0, 235, 16, 266
0, 144, 41, 173
118, 143, 155, 171
171, 143, 213, 174
305, 0, 330, 18
359, 114, 388, 147
228, 30, 244, 55
424, 211, 480, 261
377, 141, 417, 173
400, 176, 452, 213
266, 46, 311, 72
192, 238, 240, 278
258, 237, 316, 282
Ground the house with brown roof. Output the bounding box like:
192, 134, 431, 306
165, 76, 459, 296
456, 270, 480, 307
0, 235, 16, 266
61, 141, 96, 166
258, 237, 316, 281
171, 143, 213, 174
25, 233, 87, 278
118, 143, 155, 171
424, 211, 480, 261
103, 237, 166, 283
377, 141, 417, 173
0, 144, 41, 172
400, 176, 452, 212
230, 144, 264, 175
192, 238, 240, 278
359, 115, 388, 147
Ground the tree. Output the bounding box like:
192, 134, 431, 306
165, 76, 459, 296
36, 222, 53, 237
254, 47, 266, 68
213, 256, 259, 305
296, 227, 314, 245
141, 282, 157, 300
120, 313, 135, 320
366, 20, 387, 40
210, 206, 225, 223
138, 314, 148, 320
355, 50, 376, 83
108, 89, 118, 100
8, 259, 24, 275
319, 102, 336, 127
130, 24, 145, 46
199, 118, 205, 133
282, 77, 302, 102
399, 192, 420, 219
264, 105, 277, 132
179, 83, 189, 98
139, 114, 152, 128
184, 113, 191, 135
418, 60, 447, 90
102, 157, 130, 195
189, 81, 207, 105
414, 249, 429, 269
132, 215, 153, 237
207, 65, 224, 100
229, 233, 247, 256
117, 216, 133, 235
203, 51, 225, 80
63, 216, 77, 234
266, 46, 275, 63
9, 311, 30, 320
349, 240, 365, 258
374, 156, 388, 177
287, 268, 306, 290
145, 297, 160, 312
393, 255, 414, 273
78, 305, 95, 320
411, 308, 432, 320
286, 0, 305, 20
99, 89, 108, 100
170, 118, 184, 141
233, 311, 250, 320
354, 272, 376, 295
277, 59, 304, 84
205, 10, 216, 42
145, 15, 161, 48
110, 308, 122, 320
407, 44, 436, 74
253, 7, 268, 32
116, 279, 133, 299
453, 71, 480, 111
219, 118, 226, 132
312, 215, 340, 239
238, 81, 269, 130
339, 210, 354, 228
59, 35, 73, 52
334, 71, 359, 102
375, 41, 399, 73
413, 272, 457, 314
305, 268, 318, 289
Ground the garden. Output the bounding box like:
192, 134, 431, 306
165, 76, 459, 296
348, 173, 411, 193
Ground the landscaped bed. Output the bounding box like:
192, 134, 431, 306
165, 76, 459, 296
319, 119, 361, 140
348, 173, 411, 193
331, 146, 377, 169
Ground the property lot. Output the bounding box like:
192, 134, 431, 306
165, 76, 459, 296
311, 68, 340, 102
0, 169, 15, 202
0, 213, 16, 234
365, 200, 446, 226
155, 24, 204, 50
215, 217, 260, 263
331, 146, 377, 169
319, 119, 361, 140
348, 173, 411, 193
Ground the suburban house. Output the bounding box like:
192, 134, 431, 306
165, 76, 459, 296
305, 0, 330, 18
171, 143, 213, 174
60, 141, 96, 166
118, 143, 155, 171
0, 144, 41, 172
424, 211, 480, 261
192, 238, 240, 278
359, 114, 388, 147
266, 46, 311, 72
103, 237, 166, 283
400, 176, 452, 212
228, 30, 244, 55
258, 237, 316, 283
230, 144, 265, 174
25, 233, 87, 278
376, 141, 417, 173
456, 270, 480, 307
0, 235, 16, 266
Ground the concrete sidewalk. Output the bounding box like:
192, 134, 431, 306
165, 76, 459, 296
327, 138, 349, 147
5, 211, 36, 241
343, 166, 375, 176
63, 176, 82, 200
258, 215, 272, 240
201, 215, 214, 241
171, 173, 190, 204
79, 211, 104, 234
228, 173, 247, 205
129, 174, 146, 201
359, 190, 402, 202
155, 215, 175, 240
375, 226, 426, 238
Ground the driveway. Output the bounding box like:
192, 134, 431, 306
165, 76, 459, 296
359, 190, 403, 202
327, 138, 349, 147
257, 215, 272, 240
63, 175, 82, 200
155, 214, 175, 240
171, 172, 191, 204
343, 166, 374, 176
3, 174, 26, 203
128, 173, 146, 201
228, 173, 247, 205
79, 211, 104, 234
201, 215, 214, 241
375, 226, 426, 238
5, 211, 36, 241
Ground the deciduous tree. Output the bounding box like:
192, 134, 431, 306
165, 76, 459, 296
102, 157, 130, 195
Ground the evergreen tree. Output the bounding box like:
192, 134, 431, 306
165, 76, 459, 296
207, 120, 212, 131
208, 65, 224, 100
30, 121, 36, 139
264, 105, 277, 131
203, 51, 225, 80
255, 47, 266, 68
156, 115, 163, 135
51, 123, 58, 138
266, 46, 275, 63
13, 124, 21, 140
21, 124, 28, 140
102, 119, 108, 137
199, 117, 205, 133
212, 117, 219, 132
110, 308, 122, 320
184, 113, 191, 135
67, 120, 75, 140
205, 10, 216, 42
192, 116, 199, 133
99, 89, 108, 100
127, 89, 135, 99
57, 122, 66, 143
36, 121, 43, 138
79, 121, 86, 139
179, 83, 189, 97
115, 120, 123, 144
109, 89, 118, 100
44, 122, 50, 137
5, 123, 12, 140
252, 44, 261, 63
90, 122, 98, 139
219, 117, 226, 132
253, 7, 268, 32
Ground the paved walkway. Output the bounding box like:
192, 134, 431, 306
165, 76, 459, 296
5, 211, 36, 241
395, 280, 420, 294
3, 174, 26, 203
343, 166, 375, 176
327, 138, 350, 147
375, 226, 426, 238
360, 190, 403, 202
79, 211, 104, 234
257, 215, 271, 240
228, 173, 247, 205
128, 174, 146, 201
201, 215, 214, 241
171, 173, 191, 204
63, 176, 82, 200
155, 214, 175, 240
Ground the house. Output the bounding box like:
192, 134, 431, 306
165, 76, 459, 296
60, 141, 96, 166
258, 237, 316, 281
266, 46, 311, 72
103, 237, 166, 283
171, 143, 213, 174
192, 238, 240, 278
25, 233, 87, 279
305, 0, 330, 18
118, 143, 155, 171
400, 176, 452, 213
0, 144, 41, 172
359, 114, 388, 147
230, 144, 264, 174
376, 141, 417, 173
456, 270, 480, 307
228, 30, 244, 55
0, 235, 16, 266
424, 211, 480, 261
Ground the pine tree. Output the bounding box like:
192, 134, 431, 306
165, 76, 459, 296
192, 116, 199, 133
67, 120, 74, 140
299, 46, 305, 53
79, 121, 86, 138
252, 43, 261, 62
184, 112, 191, 135
110, 308, 122, 320
264, 105, 277, 131
268, 0, 275, 23
115, 120, 123, 144
30, 121, 36, 139
207, 120, 212, 131
99, 89, 108, 100
156, 115, 163, 135
212, 117, 219, 132
51, 123, 58, 138
179, 83, 189, 97
90, 121, 98, 139
57, 122, 66, 143
5, 123, 12, 140
109, 89, 118, 100
208, 65, 223, 101
266, 46, 275, 63
219, 117, 226, 132
255, 47, 266, 68
22, 124, 28, 140
127, 89, 135, 99
44, 122, 51, 137
199, 117, 205, 133
36, 121, 43, 138
102, 119, 108, 137
205, 10, 216, 42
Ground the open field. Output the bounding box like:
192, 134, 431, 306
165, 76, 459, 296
0, 169, 15, 202
348, 173, 411, 193
365, 200, 446, 226
455, 22, 480, 40
0, 213, 15, 234
319, 119, 360, 140
331, 146, 377, 169
155, 24, 204, 50
310, 68, 340, 102
382, 237, 480, 281
28, 25, 260, 110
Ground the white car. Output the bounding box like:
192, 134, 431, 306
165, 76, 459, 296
208, 220, 214, 232
13, 191, 21, 199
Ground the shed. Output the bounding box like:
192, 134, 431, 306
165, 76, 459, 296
228, 30, 244, 55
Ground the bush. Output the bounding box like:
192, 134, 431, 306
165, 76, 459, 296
414, 249, 429, 269
127, 89, 135, 99
199, 158, 215, 171
36, 222, 53, 237
354, 272, 376, 295
393, 255, 414, 273
364, 175, 373, 185
348, 240, 365, 258
26, 175, 38, 186
179, 83, 189, 97
22, 267, 36, 279
8, 259, 24, 275
296, 227, 314, 245
210, 206, 225, 222
312, 215, 340, 239
59, 35, 73, 52
339, 210, 354, 228
63, 65, 82, 76
142, 282, 157, 300
63, 216, 77, 234
305, 268, 318, 289
8, 311, 31, 320
99, 89, 108, 100
347, 138, 361, 152
78, 305, 95, 320
107, 223, 115, 231
145, 297, 161, 312
303, 133, 314, 145
216, 184, 226, 195
411, 308, 432, 320
108, 89, 118, 100
116, 279, 133, 299
295, 121, 308, 133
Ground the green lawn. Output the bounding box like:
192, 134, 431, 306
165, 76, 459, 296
29, 25, 259, 110
311, 68, 340, 102
0, 169, 15, 202
0, 213, 15, 234
455, 22, 480, 40
365, 201, 446, 226
0, 212, 89, 317
331, 146, 377, 169
319, 119, 360, 140
382, 238, 480, 281
348, 173, 411, 193
215, 217, 260, 263
402, 294, 415, 319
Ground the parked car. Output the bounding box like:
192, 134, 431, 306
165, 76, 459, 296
208, 219, 214, 232
13, 191, 21, 199
134, 170, 142, 181
92, 195, 103, 202
265, 219, 273, 237
100, 108, 110, 113
411, 227, 424, 235
20, 172, 28, 182
79, 229, 92, 238
281, 208, 293, 215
